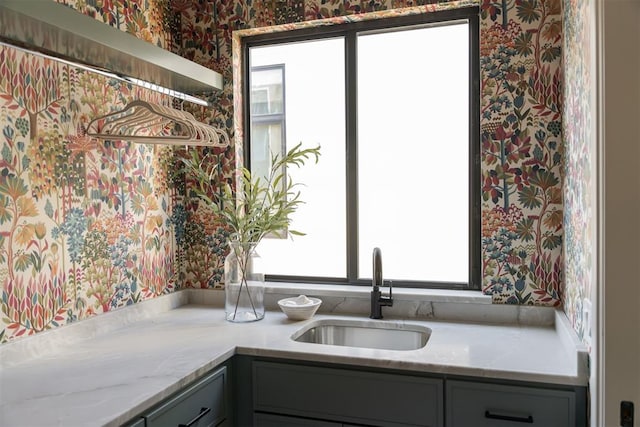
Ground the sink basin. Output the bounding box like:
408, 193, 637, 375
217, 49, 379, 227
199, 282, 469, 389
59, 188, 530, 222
292, 319, 431, 351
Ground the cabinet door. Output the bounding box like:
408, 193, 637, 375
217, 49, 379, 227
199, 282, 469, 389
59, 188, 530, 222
255, 413, 341, 426
446, 380, 576, 427
121, 417, 145, 427
253, 361, 443, 427
145, 366, 228, 427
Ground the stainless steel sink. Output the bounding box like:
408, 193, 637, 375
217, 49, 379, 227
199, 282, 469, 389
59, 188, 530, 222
292, 319, 431, 351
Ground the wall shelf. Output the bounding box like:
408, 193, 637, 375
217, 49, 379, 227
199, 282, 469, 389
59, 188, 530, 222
0, 0, 222, 103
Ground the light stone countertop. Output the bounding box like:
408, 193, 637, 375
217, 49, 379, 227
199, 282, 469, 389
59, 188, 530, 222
0, 289, 588, 427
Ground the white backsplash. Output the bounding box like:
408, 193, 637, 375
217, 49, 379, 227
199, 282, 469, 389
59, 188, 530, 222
192, 284, 555, 325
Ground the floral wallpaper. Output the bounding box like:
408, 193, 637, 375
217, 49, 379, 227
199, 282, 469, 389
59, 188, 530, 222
1, 0, 580, 343
56, 0, 178, 50
562, 0, 595, 344
179, 0, 565, 306
479, 0, 563, 305
0, 1, 183, 343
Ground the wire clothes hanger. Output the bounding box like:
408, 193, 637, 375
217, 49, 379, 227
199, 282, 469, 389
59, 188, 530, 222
86, 100, 229, 147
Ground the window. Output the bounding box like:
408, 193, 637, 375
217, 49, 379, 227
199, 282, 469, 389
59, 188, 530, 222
250, 65, 286, 184
244, 7, 480, 289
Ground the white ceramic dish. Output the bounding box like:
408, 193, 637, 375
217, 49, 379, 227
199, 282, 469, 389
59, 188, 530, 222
278, 295, 322, 320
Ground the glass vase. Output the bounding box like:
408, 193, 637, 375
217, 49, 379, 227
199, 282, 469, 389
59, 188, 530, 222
224, 241, 265, 322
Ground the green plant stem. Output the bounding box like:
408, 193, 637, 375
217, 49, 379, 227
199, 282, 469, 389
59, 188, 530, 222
231, 247, 258, 320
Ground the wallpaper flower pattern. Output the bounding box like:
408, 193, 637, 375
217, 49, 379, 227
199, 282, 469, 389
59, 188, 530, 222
562, 0, 595, 344
479, 0, 563, 305
0, 1, 182, 342
1, 0, 581, 343
179, 0, 565, 306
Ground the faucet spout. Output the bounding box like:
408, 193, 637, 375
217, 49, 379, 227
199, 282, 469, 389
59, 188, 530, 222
373, 247, 383, 288
370, 247, 393, 319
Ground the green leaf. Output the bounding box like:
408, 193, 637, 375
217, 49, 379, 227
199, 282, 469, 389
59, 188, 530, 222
542, 46, 561, 63
0, 195, 11, 224
516, 218, 536, 241
513, 32, 533, 57
0, 175, 28, 200
543, 234, 562, 250
272, 173, 283, 191
529, 169, 559, 191
29, 251, 42, 272
131, 194, 145, 215
14, 252, 32, 271
533, 145, 543, 161
44, 199, 54, 219
183, 143, 321, 244
516, 0, 541, 24
518, 186, 542, 209
1, 144, 10, 163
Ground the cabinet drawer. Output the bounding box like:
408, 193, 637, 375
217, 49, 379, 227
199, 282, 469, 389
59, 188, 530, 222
253, 361, 443, 427
446, 380, 576, 427
145, 366, 228, 427
255, 413, 341, 426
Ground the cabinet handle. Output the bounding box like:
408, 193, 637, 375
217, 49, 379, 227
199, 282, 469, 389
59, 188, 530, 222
485, 410, 534, 423
178, 407, 211, 427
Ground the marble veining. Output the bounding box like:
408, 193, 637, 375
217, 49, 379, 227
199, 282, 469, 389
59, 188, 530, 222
0, 289, 587, 427
263, 283, 555, 326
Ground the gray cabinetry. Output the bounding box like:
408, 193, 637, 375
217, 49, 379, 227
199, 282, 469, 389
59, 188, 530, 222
255, 413, 342, 426
121, 418, 145, 427
122, 357, 585, 427
446, 380, 582, 427
145, 365, 229, 427
122, 364, 230, 427
252, 360, 444, 427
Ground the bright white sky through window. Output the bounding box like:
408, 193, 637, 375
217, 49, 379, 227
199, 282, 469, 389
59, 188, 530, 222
357, 23, 469, 282
251, 38, 347, 278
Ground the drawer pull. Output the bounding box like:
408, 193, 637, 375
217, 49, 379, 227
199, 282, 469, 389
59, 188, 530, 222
178, 407, 211, 427
485, 410, 534, 423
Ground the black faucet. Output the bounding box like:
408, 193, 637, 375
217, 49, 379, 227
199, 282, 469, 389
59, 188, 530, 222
370, 247, 393, 319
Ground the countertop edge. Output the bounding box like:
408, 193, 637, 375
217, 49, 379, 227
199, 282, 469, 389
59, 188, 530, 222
0, 291, 589, 427
234, 345, 588, 387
